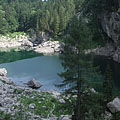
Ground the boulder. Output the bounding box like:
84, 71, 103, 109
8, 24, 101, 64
27, 78, 42, 89
107, 97, 120, 113
0, 68, 7, 76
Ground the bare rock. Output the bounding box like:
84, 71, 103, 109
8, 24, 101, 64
29, 103, 36, 109
0, 68, 7, 76
27, 78, 42, 89
59, 99, 65, 104
107, 97, 120, 113
59, 115, 72, 120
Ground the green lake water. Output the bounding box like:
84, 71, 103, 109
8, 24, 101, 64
0, 50, 120, 92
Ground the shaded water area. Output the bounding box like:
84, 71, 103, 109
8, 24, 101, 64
94, 56, 120, 93
0, 50, 120, 92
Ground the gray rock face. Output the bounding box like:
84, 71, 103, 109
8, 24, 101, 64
95, 6, 120, 63
27, 78, 42, 89
107, 98, 120, 113
99, 8, 120, 44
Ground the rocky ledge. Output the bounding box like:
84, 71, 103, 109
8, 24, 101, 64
0, 34, 63, 55
34, 40, 63, 55
85, 42, 120, 63
0, 68, 73, 120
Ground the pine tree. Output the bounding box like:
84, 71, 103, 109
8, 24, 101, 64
59, 6, 66, 33
103, 64, 113, 104
53, 10, 60, 37
58, 16, 93, 120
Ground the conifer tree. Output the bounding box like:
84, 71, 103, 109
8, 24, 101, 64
53, 10, 60, 36
59, 16, 93, 120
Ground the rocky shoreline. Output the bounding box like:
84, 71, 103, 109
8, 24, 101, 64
1, 68, 120, 120
0, 35, 63, 55
1, 34, 120, 63
85, 43, 120, 63
0, 68, 73, 120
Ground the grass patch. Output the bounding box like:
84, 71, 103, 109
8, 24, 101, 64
6, 32, 28, 39
17, 91, 74, 118
0, 111, 12, 120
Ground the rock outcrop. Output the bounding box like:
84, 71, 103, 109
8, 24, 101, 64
0, 35, 33, 50
0, 34, 63, 55
34, 40, 63, 54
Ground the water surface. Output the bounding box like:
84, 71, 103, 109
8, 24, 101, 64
0, 52, 120, 92
0, 56, 64, 91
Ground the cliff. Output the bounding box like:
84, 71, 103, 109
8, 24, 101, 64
95, 2, 120, 62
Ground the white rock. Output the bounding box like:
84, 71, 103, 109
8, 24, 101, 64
0, 68, 7, 76
29, 103, 36, 109
59, 99, 65, 104
59, 115, 72, 120
107, 97, 120, 113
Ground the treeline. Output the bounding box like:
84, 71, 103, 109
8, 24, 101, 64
0, 0, 78, 36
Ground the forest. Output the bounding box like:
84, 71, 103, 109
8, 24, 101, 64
0, 0, 77, 37
0, 0, 120, 120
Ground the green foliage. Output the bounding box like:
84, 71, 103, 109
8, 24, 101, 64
103, 64, 113, 103
6, 32, 27, 38
17, 92, 73, 118
83, 0, 119, 14
0, 0, 76, 37
0, 111, 12, 120
58, 16, 93, 120
112, 112, 120, 120
82, 90, 105, 120
82, 0, 119, 47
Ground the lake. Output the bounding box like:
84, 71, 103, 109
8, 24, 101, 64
0, 55, 64, 91
0, 51, 120, 92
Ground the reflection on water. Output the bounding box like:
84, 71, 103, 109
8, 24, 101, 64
0, 52, 120, 92
94, 56, 120, 93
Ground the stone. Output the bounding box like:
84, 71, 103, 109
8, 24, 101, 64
51, 90, 61, 99
29, 103, 36, 109
59, 115, 72, 120
59, 99, 65, 104
34, 47, 54, 54
0, 68, 7, 76
23, 40, 33, 47
27, 78, 42, 89
38, 101, 41, 104
107, 97, 120, 113
0, 102, 4, 107
49, 117, 58, 120
4, 98, 14, 105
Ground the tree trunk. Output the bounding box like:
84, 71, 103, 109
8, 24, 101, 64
76, 61, 82, 120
